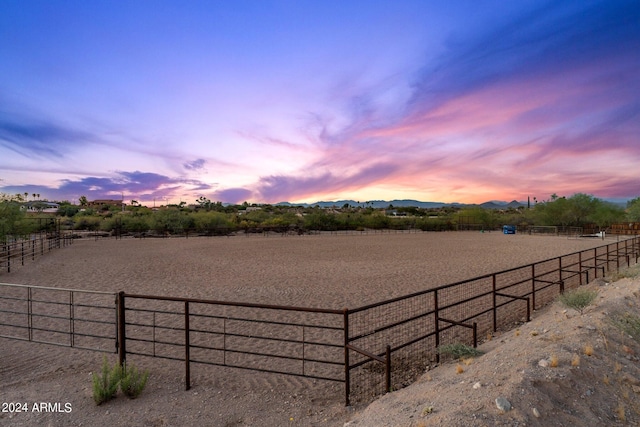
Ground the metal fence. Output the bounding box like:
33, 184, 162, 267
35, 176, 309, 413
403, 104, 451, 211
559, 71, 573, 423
0, 283, 116, 352
0, 236, 638, 406
0, 232, 75, 273
345, 236, 640, 403
115, 292, 346, 391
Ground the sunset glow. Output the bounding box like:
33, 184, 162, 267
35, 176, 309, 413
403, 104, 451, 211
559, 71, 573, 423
1, 1, 638, 205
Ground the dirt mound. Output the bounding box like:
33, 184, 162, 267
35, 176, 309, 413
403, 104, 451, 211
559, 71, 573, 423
346, 273, 640, 427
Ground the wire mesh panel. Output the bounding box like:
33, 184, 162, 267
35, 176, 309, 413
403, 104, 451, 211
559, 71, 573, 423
347, 290, 436, 402
343, 236, 640, 403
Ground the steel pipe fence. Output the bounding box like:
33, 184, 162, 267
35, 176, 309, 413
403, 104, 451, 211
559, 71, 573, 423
0, 236, 638, 406
344, 235, 640, 403
0, 232, 74, 273
0, 283, 116, 352
116, 293, 346, 393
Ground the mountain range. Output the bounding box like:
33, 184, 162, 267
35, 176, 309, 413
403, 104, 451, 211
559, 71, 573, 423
275, 199, 527, 209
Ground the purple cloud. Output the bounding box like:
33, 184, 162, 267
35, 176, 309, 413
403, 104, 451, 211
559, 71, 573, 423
0, 116, 94, 158
183, 158, 206, 171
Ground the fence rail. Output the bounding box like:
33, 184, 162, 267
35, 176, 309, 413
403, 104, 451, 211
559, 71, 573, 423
0, 283, 116, 352
0, 235, 638, 406
116, 292, 346, 391
344, 236, 640, 403
0, 232, 74, 273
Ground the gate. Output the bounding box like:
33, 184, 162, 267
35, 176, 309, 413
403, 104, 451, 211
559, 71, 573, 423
0, 283, 117, 353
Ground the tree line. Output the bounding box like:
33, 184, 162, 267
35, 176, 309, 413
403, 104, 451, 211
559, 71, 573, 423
2, 192, 640, 240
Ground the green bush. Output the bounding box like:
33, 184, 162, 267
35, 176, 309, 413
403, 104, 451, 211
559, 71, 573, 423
437, 343, 483, 359
120, 362, 150, 399
193, 211, 233, 233
91, 358, 150, 404
610, 312, 640, 342
608, 264, 640, 281
92, 357, 122, 405
557, 287, 598, 314
74, 216, 102, 231
121, 215, 152, 233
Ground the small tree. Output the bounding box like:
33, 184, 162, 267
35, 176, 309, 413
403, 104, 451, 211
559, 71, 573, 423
0, 194, 27, 242
627, 197, 640, 222
589, 199, 625, 230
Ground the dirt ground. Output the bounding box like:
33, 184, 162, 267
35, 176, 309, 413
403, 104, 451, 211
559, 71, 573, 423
346, 271, 640, 427
0, 232, 637, 426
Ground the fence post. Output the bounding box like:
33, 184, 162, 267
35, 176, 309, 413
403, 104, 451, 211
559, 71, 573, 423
492, 274, 497, 332
558, 256, 563, 292
117, 292, 126, 366
578, 251, 583, 286
27, 287, 33, 341
185, 301, 191, 391
343, 308, 350, 407
434, 290, 440, 363
531, 264, 536, 311
7, 244, 10, 273
69, 291, 74, 347
385, 345, 391, 393
472, 322, 478, 348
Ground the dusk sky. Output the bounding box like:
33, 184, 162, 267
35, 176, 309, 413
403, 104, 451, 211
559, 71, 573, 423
1, 1, 639, 205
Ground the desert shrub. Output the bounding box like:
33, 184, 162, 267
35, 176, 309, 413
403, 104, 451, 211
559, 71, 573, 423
610, 312, 640, 342
120, 362, 149, 399
557, 287, 598, 314
121, 215, 152, 233
303, 210, 338, 231
335, 212, 363, 230
193, 211, 234, 233
151, 210, 194, 234
363, 212, 390, 230
92, 357, 122, 405
415, 217, 454, 231
608, 264, 640, 282
437, 343, 483, 359
74, 216, 102, 231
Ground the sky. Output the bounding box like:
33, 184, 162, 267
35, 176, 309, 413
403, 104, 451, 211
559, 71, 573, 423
1, 0, 639, 206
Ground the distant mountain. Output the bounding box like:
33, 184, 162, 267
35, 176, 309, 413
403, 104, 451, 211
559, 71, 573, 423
275, 199, 524, 209
276, 199, 453, 209
478, 200, 526, 209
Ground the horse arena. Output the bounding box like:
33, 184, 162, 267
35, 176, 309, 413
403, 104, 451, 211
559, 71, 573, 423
0, 231, 633, 426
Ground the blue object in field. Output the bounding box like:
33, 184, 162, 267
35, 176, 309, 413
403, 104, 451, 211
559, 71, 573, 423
503, 225, 516, 234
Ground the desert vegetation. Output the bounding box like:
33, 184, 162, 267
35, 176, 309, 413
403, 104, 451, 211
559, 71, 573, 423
2, 192, 640, 241
557, 288, 599, 314
436, 343, 484, 359
92, 357, 149, 405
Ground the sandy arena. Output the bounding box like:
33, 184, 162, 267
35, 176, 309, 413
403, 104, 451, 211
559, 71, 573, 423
0, 231, 629, 426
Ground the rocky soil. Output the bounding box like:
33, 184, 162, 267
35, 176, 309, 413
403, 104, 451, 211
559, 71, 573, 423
347, 269, 640, 427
